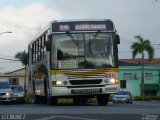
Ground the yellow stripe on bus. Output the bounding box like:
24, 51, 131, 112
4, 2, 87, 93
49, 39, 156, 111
50, 68, 118, 77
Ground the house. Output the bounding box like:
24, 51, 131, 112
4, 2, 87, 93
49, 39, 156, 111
119, 58, 160, 96
0, 68, 28, 89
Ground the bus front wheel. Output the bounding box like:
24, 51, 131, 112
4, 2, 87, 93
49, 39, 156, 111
97, 94, 109, 106
47, 97, 57, 106
34, 95, 40, 104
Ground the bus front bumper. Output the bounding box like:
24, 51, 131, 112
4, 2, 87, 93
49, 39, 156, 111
51, 85, 119, 97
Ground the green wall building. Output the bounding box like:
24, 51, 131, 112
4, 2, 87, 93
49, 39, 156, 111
119, 59, 160, 96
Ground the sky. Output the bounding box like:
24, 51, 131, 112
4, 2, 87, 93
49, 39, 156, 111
0, 0, 160, 72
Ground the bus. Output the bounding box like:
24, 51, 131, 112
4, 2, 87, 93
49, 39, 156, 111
28, 19, 120, 106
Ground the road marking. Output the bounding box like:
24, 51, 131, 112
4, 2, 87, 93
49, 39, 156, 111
36, 115, 98, 120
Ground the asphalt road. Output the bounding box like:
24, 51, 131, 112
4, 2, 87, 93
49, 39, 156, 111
0, 101, 160, 120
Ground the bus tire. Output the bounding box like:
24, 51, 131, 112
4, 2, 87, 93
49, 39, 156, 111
41, 96, 47, 104
47, 97, 57, 106
73, 97, 81, 105
34, 95, 40, 104
97, 94, 109, 106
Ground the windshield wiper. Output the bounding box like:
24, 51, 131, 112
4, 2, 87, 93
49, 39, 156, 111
66, 31, 79, 46
88, 30, 101, 53
90, 30, 101, 42
66, 31, 80, 59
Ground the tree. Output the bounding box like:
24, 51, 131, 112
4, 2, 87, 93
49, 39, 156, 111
15, 50, 28, 94
131, 35, 154, 100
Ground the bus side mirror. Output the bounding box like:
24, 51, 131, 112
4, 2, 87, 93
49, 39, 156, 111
46, 40, 51, 51
46, 35, 52, 51
116, 35, 120, 44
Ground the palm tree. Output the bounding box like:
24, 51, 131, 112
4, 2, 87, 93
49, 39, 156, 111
15, 50, 28, 94
131, 35, 154, 100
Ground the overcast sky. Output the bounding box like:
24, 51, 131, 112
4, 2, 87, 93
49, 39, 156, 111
0, 0, 160, 72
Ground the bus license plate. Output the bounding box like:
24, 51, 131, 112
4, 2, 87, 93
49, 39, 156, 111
105, 88, 117, 92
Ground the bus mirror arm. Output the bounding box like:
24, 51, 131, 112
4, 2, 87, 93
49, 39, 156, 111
116, 35, 120, 44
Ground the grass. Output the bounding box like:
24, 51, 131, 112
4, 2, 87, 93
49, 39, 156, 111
134, 96, 160, 101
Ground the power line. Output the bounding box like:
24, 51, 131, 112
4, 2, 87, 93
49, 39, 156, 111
119, 51, 132, 53
0, 62, 20, 63
119, 48, 160, 53
0, 55, 15, 58
0, 57, 20, 61
0, 43, 27, 49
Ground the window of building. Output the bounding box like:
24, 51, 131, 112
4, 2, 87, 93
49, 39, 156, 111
9, 78, 19, 85
145, 73, 153, 80
123, 73, 132, 80
133, 73, 139, 80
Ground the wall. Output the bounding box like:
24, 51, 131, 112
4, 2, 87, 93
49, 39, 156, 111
118, 65, 160, 96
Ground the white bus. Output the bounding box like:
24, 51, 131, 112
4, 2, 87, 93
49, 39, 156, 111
28, 19, 120, 106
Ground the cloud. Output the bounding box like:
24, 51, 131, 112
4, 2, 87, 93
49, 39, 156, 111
0, 0, 160, 72
0, 3, 61, 72
47, 0, 160, 58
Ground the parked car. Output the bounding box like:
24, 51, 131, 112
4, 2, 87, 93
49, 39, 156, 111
0, 80, 12, 103
10, 85, 25, 103
112, 91, 133, 104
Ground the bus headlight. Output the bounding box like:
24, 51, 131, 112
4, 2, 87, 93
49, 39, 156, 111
52, 80, 62, 86
36, 89, 43, 94
110, 78, 115, 83
108, 78, 119, 84
6, 92, 11, 96
56, 81, 62, 85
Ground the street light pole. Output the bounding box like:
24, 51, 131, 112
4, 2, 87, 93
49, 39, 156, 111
0, 31, 12, 36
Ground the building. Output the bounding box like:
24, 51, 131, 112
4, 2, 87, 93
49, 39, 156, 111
0, 68, 28, 88
119, 58, 160, 96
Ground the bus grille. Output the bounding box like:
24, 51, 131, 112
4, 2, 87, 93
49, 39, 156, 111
69, 79, 102, 85
71, 88, 102, 95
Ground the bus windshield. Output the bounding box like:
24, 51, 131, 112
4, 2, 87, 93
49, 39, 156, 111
51, 32, 115, 69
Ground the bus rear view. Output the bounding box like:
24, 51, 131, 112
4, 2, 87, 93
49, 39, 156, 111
28, 19, 120, 106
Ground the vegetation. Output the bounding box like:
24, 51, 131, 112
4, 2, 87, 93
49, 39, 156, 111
15, 50, 28, 93
25, 94, 33, 103
131, 35, 154, 100
134, 96, 160, 101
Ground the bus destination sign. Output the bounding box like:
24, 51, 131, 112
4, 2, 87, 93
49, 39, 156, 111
75, 24, 106, 31
52, 21, 114, 32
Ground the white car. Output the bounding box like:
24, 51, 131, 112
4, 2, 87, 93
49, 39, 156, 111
112, 91, 133, 104
0, 80, 12, 103
11, 85, 25, 103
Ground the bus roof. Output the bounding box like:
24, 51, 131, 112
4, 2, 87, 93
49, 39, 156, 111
51, 19, 113, 23
29, 19, 116, 45
51, 19, 115, 33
